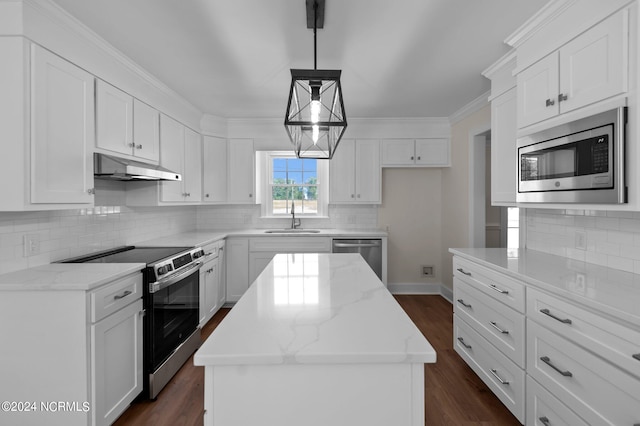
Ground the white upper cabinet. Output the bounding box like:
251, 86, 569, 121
202, 136, 228, 203
330, 139, 381, 204
381, 139, 450, 167
517, 10, 627, 129
96, 80, 160, 163
159, 115, 201, 203
227, 139, 255, 204
30, 44, 95, 206
491, 88, 518, 206
132, 99, 160, 162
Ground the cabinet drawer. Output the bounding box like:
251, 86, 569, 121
454, 277, 525, 367
527, 319, 640, 426
453, 257, 525, 312
91, 273, 142, 323
201, 241, 220, 262
526, 375, 589, 426
528, 286, 640, 379
249, 237, 331, 252
454, 315, 525, 423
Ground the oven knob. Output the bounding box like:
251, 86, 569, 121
193, 250, 204, 259
157, 265, 169, 275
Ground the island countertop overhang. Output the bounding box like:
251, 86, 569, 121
194, 253, 436, 366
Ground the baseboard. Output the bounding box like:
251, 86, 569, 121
388, 282, 453, 304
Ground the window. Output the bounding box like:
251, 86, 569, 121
259, 152, 328, 217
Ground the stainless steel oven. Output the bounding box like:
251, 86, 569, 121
62, 246, 204, 399
517, 107, 627, 204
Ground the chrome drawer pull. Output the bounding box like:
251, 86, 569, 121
490, 321, 509, 334
489, 284, 509, 294
540, 308, 572, 324
114, 290, 132, 300
456, 268, 472, 276
538, 417, 551, 426
632, 353, 640, 361
540, 356, 572, 377
457, 299, 472, 308
457, 337, 472, 349
490, 368, 510, 385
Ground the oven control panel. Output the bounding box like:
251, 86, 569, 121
150, 247, 204, 282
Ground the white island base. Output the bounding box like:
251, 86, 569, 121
195, 253, 435, 426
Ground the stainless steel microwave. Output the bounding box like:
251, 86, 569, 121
517, 107, 627, 204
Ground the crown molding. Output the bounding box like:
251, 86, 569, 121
505, 0, 577, 48
22, 0, 202, 121
481, 50, 517, 79
448, 91, 490, 125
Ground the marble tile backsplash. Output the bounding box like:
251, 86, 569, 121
0, 206, 196, 275
526, 208, 640, 273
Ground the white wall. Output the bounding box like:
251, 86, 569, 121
377, 168, 442, 291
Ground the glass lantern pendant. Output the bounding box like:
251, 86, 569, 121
284, 0, 347, 159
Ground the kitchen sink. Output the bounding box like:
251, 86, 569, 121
263, 229, 321, 234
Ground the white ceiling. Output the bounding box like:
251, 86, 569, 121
50, 0, 549, 120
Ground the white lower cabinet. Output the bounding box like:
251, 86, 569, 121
0, 272, 143, 426
199, 241, 221, 327
225, 238, 249, 303
248, 237, 331, 283
453, 254, 640, 426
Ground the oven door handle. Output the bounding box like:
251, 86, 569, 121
149, 262, 203, 293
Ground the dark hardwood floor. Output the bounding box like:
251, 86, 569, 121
114, 295, 520, 425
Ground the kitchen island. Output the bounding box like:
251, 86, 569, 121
194, 253, 436, 426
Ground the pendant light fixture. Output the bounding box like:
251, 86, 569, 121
284, 0, 347, 159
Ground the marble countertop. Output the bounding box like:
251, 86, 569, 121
449, 248, 640, 326
136, 228, 388, 248
0, 263, 145, 291
194, 253, 435, 366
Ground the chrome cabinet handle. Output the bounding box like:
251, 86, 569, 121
457, 299, 472, 308
205, 193, 210, 198
456, 268, 472, 276
136, 144, 143, 149
417, 156, 421, 160
558, 93, 568, 102
457, 337, 472, 349
632, 353, 640, 361
249, 193, 253, 198
114, 290, 132, 300
490, 321, 509, 334
538, 416, 551, 426
410, 156, 414, 160
490, 369, 510, 385
545, 98, 555, 106
540, 308, 572, 324
540, 356, 572, 377
489, 283, 509, 294
128, 142, 135, 148
87, 188, 95, 195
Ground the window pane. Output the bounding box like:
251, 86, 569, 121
273, 158, 287, 171
288, 172, 303, 184
273, 171, 287, 182
288, 158, 303, 171
303, 158, 316, 171
303, 171, 317, 184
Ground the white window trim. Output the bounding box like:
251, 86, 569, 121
258, 151, 329, 218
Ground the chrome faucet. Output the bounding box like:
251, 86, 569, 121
291, 200, 301, 229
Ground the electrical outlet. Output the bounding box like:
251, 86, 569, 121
23, 234, 40, 257
575, 230, 587, 250
421, 265, 434, 277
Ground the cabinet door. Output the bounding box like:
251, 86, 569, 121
203, 136, 228, 202
96, 80, 133, 156
227, 139, 255, 203
415, 139, 450, 166
517, 53, 559, 128
559, 10, 627, 114
249, 252, 276, 284
225, 238, 249, 303
330, 139, 356, 202
92, 299, 143, 426
31, 45, 94, 204
491, 88, 517, 205
184, 128, 202, 202
354, 140, 381, 203
132, 99, 160, 163
217, 242, 226, 307
381, 139, 416, 165
159, 114, 185, 202
200, 259, 219, 326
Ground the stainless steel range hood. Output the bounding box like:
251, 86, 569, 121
93, 153, 181, 181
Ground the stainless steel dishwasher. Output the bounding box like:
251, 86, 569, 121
332, 239, 382, 280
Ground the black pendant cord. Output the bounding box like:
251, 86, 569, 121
313, 0, 318, 70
